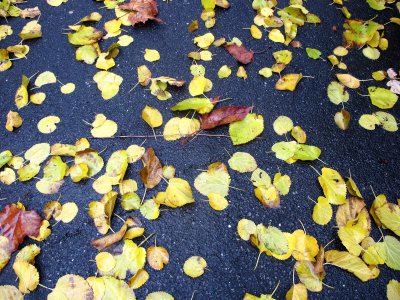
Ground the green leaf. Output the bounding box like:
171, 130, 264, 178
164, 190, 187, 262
306, 48, 322, 59
380, 236, 400, 270
171, 98, 213, 114
229, 113, 264, 145
327, 81, 349, 105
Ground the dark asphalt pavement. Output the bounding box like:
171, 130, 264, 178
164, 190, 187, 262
0, 0, 400, 299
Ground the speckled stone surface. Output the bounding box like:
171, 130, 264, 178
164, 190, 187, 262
0, 0, 400, 299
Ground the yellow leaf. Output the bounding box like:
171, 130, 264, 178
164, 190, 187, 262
140, 199, 160, 220
269, 29, 285, 43
91, 114, 118, 138
128, 269, 149, 289
286, 283, 308, 300
387, 279, 400, 300
48, 274, 93, 300
250, 25, 262, 39
30, 220, 51, 242
142, 105, 163, 128
6, 111, 23, 132
193, 32, 215, 49
325, 250, 379, 282
60, 83, 76, 94
37, 115, 60, 134
183, 256, 207, 278
336, 73, 360, 89
165, 177, 195, 207
147, 246, 169, 270
218, 65, 232, 78
163, 117, 200, 141
118, 35, 134, 47
275, 73, 303, 91
228, 152, 257, 173
25, 143, 50, 165
30, 92, 46, 105
194, 162, 230, 197
189, 76, 207, 96
229, 113, 264, 145
19, 21, 42, 40
54, 202, 78, 223
318, 167, 347, 205
208, 192, 229, 211
15, 244, 40, 264
294, 261, 323, 292
88, 191, 117, 234
12, 261, 39, 293
96, 252, 116, 273
146, 291, 174, 300
126, 144, 145, 163
312, 196, 332, 225
292, 229, 319, 261
0, 285, 24, 300
144, 49, 160, 62
93, 71, 123, 100
254, 185, 280, 208
34, 71, 56, 87
237, 219, 256, 241
273, 115, 294, 135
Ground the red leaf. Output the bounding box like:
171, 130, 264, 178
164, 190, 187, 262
0, 204, 42, 252
139, 147, 162, 189
225, 44, 254, 64
119, 0, 161, 27
200, 106, 253, 130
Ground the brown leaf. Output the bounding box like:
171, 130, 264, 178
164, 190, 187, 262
0, 204, 42, 252
200, 106, 253, 129
336, 197, 366, 227
313, 245, 325, 276
139, 147, 162, 189
119, 0, 161, 27
91, 224, 127, 251
225, 44, 254, 64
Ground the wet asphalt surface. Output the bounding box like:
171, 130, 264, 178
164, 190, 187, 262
0, 0, 400, 299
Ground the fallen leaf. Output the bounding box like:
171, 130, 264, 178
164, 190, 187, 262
119, 0, 161, 26
147, 246, 169, 270
200, 106, 252, 129
225, 44, 254, 64
0, 204, 41, 252
183, 256, 207, 278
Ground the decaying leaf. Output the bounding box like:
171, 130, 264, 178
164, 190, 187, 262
0, 204, 41, 252
6, 111, 23, 132
147, 246, 169, 270
225, 43, 254, 64
119, 0, 161, 27
139, 148, 162, 189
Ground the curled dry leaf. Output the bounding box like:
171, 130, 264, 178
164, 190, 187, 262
200, 105, 252, 129
119, 0, 161, 26
91, 224, 128, 251
139, 147, 162, 189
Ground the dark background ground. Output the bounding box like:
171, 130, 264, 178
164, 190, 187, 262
0, 0, 400, 299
